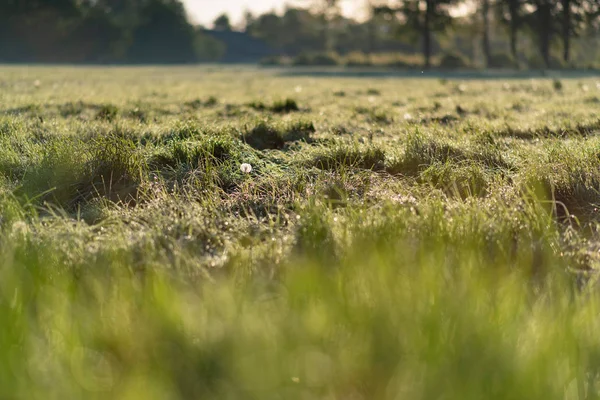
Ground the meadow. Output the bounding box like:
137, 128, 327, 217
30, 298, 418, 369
1, 65, 600, 399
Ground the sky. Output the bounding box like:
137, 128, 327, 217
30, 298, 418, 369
181, 0, 365, 27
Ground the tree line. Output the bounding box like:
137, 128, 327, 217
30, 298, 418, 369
0, 0, 224, 63
1, 0, 599, 68
228, 0, 600, 68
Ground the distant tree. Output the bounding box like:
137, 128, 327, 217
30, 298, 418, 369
68, 6, 124, 62
242, 10, 256, 33
194, 29, 226, 61
281, 8, 321, 53
247, 12, 283, 48
128, 0, 198, 63
313, 0, 341, 50
496, 0, 525, 61
482, 0, 492, 66
562, 0, 573, 62
524, 0, 559, 67
213, 13, 232, 31
364, 0, 382, 54
4, 0, 82, 61
559, 0, 596, 63
376, 0, 464, 68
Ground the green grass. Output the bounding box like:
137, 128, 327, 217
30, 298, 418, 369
1, 65, 600, 398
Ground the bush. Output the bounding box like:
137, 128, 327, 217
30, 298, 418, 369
345, 52, 373, 67
378, 53, 425, 69
293, 52, 341, 66
439, 52, 470, 69
194, 33, 226, 62
259, 56, 290, 66
488, 52, 518, 69
312, 52, 341, 66
526, 54, 564, 69
291, 53, 313, 66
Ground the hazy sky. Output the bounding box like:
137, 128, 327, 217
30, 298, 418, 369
181, 0, 364, 27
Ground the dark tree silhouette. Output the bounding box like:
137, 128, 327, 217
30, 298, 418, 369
127, 0, 198, 63
376, 0, 462, 68
497, 0, 525, 61
526, 0, 558, 67
482, 0, 492, 67
213, 14, 232, 31
0, 0, 599, 67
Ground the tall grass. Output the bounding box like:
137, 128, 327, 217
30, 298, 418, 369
0, 66, 599, 399
0, 194, 596, 399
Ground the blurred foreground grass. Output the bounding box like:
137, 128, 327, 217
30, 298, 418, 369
1, 66, 600, 398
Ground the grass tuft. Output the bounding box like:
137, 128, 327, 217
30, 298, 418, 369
306, 143, 386, 171
95, 104, 119, 121
78, 133, 143, 205
388, 132, 512, 176
243, 120, 315, 150
248, 98, 300, 114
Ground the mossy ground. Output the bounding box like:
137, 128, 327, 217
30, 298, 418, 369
2, 66, 600, 399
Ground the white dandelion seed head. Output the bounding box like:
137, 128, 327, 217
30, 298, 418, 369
240, 163, 253, 174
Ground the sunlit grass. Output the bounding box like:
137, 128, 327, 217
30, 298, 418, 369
0, 66, 600, 398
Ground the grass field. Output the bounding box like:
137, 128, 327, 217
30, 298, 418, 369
2, 65, 600, 399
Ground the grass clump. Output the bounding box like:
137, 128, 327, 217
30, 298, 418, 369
243, 120, 315, 150
14, 132, 142, 208
149, 135, 240, 170
388, 132, 511, 176
184, 96, 218, 109
306, 143, 386, 171
521, 140, 600, 222
367, 108, 393, 124
420, 161, 491, 198
18, 138, 87, 205
95, 103, 119, 121
78, 133, 143, 204
248, 98, 300, 114
148, 133, 263, 193
553, 79, 564, 91
494, 119, 600, 139
59, 101, 86, 117
272, 98, 300, 113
